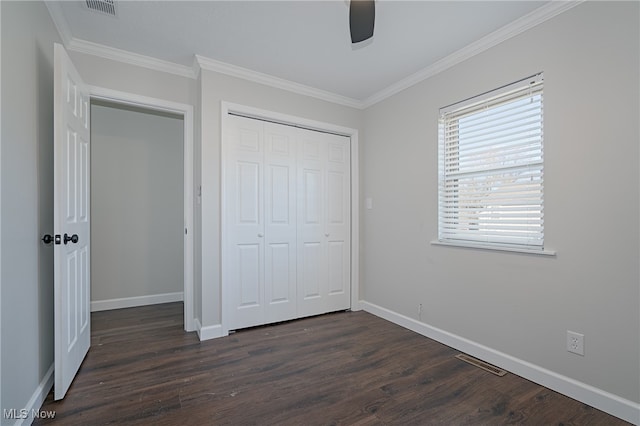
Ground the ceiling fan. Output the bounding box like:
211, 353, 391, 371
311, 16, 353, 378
349, 0, 375, 43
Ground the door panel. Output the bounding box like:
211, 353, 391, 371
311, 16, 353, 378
79, 138, 89, 221
225, 116, 265, 329
238, 244, 261, 307
80, 246, 89, 330
238, 161, 260, 223
269, 165, 290, 223
263, 122, 297, 323
225, 117, 299, 328
301, 242, 321, 299
268, 243, 291, 302
65, 252, 77, 346
328, 241, 346, 295
65, 130, 76, 222
238, 127, 261, 152
302, 169, 322, 225
327, 171, 346, 224
324, 134, 351, 312
54, 43, 91, 400
297, 130, 350, 317
297, 130, 326, 316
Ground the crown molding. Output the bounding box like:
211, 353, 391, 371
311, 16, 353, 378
195, 55, 364, 109
67, 38, 196, 79
45, 0, 583, 110
361, 0, 585, 108
44, 0, 72, 46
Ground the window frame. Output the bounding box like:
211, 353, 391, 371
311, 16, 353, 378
433, 73, 555, 256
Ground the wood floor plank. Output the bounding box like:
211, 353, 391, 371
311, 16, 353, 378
34, 303, 630, 425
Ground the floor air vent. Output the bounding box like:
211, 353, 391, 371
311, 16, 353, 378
86, 0, 117, 17
455, 354, 507, 377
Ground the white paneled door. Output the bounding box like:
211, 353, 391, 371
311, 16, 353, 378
224, 115, 350, 331
263, 122, 298, 324
53, 43, 91, 400
297, 130, 351, 317
225, 116, 266, 330
225, 116, 299, 329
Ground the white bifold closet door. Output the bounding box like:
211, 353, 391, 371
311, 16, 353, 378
224, 114, 350, 331
296, 128, 351, 317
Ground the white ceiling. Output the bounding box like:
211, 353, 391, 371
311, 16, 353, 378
52, 1, 552, 103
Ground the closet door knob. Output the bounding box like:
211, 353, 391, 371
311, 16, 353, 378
325, 233, 330, 237
257, 233, 264, 238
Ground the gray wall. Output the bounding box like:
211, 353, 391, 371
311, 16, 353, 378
91, 101, 183, 303
0, 1, 61, 421
361, 1, 639, 403
68, 52, 195, 107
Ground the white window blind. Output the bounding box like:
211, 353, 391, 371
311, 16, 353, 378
438, 74, 544, 250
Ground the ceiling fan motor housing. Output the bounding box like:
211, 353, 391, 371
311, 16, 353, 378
350, 0, 375, 43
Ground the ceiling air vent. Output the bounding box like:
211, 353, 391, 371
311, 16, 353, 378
86, 0, 117, 17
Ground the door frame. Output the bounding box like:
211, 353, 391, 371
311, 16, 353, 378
89, 86, 195, 332
220, 101, 360, 335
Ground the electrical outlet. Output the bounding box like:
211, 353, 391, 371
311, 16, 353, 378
567, 331, 584, 356
418, 304, 422, 321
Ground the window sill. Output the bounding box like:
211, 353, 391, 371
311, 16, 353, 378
430, 240, 556, 256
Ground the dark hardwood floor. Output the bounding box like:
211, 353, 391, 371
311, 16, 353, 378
35, 303, 629, 425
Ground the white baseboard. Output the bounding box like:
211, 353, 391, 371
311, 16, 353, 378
10, 364, 54, 426
360, 300, 640, 425
194, 319, 224, 341
91, 292, 184, 312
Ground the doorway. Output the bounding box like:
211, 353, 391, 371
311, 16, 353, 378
90, 100, 184, 314
89, 87, 194, 332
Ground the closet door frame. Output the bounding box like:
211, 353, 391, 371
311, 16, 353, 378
221, 102, 360, 335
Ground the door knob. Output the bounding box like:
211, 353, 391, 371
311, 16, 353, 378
257, 233, 264, 238
325, 233, 330, 237
64, 233, 79, 244
42, 234, 63, 245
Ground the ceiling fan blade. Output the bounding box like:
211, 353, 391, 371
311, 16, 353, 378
349, 0, 375, 43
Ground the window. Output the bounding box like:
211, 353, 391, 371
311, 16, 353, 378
438, 74, 544, 251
